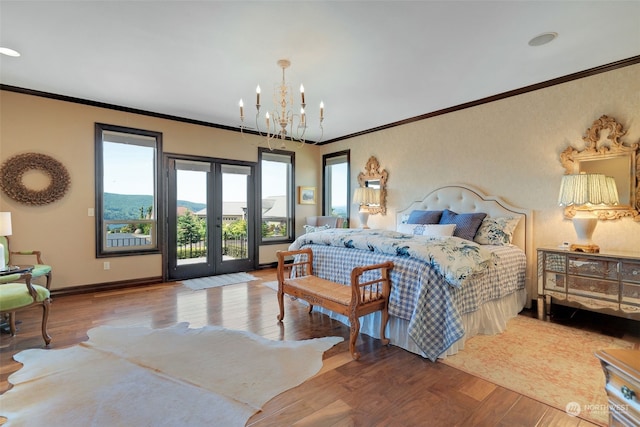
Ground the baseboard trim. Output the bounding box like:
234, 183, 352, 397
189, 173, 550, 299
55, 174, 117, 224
50, 276, 164, 297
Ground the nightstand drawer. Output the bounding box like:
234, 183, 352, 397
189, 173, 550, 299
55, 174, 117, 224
545, 253, 566, 272
544, 271, 565, 292
569, 257, 618, 280
596, 349, 640, 427
602, 363, 640, 426
622, 283, 640, 312
621, 261, 640, 285
568, 276, 619, 301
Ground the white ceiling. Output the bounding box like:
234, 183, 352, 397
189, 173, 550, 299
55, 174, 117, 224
1, 1, 639, 143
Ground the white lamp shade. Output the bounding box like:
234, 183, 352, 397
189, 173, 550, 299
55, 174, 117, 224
352, 187, 380, 205
558, 174, 619, 206
0, 212, 12, 236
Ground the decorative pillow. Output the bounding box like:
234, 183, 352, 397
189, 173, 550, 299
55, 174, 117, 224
397, 223, 456, 237
439, 209, 487, 241
397, 223, 423, 235
303, 224, 331, 234
407, 210, 443, 224
474, 216, 521, 246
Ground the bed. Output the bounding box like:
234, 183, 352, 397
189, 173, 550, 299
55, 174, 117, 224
288, 184, 533, 361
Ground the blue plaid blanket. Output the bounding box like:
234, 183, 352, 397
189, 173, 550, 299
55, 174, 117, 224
289, 228, 493, 287
290, 232, 525, 361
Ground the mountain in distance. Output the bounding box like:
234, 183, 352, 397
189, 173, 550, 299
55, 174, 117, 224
104, 193, 206, 220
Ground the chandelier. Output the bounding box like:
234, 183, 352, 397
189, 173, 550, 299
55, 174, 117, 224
239, 59, 324, 150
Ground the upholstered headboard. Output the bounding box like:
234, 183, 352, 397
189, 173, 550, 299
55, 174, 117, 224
396, 184, 533, 303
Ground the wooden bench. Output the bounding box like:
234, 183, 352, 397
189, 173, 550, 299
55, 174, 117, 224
276, 248, 394, 360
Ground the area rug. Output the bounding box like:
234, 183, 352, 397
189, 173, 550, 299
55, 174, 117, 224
0, 323, 342, 426
262, 280, 279, 291
182, 272, 258, 290
441, 315, 637, 426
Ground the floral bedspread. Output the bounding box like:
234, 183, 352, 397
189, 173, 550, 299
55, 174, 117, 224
289, 228, 493, 287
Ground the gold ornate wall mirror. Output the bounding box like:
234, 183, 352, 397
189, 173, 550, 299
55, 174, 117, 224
357, 156, 388, 215
560, 115, 639, 220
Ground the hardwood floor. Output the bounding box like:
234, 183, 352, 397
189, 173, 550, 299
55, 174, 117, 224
0, 269, 616, 426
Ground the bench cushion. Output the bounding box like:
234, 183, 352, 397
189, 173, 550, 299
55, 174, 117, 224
284, 276, 352, 306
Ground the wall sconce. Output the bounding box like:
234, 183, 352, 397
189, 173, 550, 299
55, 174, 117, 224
352, 187, 380, 229
558, 173, 619, 253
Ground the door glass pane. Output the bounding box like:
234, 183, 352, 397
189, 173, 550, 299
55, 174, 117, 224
222, 164, 250, 261
176, 161, 209, 266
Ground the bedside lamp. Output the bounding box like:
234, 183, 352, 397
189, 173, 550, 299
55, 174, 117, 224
558, 173, 619, 253
352, 187, 380, 229
0, 212, 13, 271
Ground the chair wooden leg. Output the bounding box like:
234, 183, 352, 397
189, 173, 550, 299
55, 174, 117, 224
41, 299, 51, 345
276, 288, 285, 322
349, 316, 361, 360
8, 312, 17, 336
45, 272, 52, 290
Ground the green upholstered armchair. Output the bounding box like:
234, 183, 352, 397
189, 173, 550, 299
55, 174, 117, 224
0, 272, 52, 345
0, 236, 52, 289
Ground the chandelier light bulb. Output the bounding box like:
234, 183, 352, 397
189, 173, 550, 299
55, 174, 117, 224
256, 85, 261, 107
239, 99, 244, 120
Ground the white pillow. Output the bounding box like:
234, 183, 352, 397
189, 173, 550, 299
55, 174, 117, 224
303, 224, 331, 234
397, 223, 456, 237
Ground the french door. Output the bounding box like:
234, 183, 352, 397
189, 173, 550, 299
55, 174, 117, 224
166, 156, 256, 281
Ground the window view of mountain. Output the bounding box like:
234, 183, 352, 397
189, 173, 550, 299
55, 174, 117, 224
104, 193, 206, 220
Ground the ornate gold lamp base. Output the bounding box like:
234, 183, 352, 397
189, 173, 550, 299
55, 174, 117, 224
570, 243, 600, 253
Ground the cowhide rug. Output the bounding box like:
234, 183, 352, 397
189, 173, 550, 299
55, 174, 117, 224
0, 323, 342, 426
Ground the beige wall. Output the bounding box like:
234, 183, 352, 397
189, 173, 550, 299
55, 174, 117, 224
1, 63, 638, 292
324, 64, 640, 293
0, 90, 319, 288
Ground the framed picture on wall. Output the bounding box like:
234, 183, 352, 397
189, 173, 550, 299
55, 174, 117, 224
298, 186, 316, 205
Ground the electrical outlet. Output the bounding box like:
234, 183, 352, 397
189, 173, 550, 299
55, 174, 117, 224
103, 261, 110, 270
88, 208, 94, 217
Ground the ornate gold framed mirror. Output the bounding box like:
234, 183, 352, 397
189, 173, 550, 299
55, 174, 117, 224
560, 115, 639, 221
357, 156, 388, 215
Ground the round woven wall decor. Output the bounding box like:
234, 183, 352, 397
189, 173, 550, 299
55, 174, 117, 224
0, 153, 71, 205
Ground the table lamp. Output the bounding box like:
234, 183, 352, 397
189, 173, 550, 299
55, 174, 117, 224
352, 187, 380, 229
558, 173, 619, 253
0, 212, 13, 270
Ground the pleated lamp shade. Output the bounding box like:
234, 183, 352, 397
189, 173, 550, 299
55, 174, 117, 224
352, 187, 380, 206
557, 173, 619, 253
558, 174, 619, 206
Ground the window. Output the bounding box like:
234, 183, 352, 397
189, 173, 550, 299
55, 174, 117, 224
259, 148, 294, 243
323, 150, 350, 226
95, 123, 162, 256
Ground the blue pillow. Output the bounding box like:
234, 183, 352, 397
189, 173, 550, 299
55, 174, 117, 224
407, 210, 443, 224
439, 209, 487, 241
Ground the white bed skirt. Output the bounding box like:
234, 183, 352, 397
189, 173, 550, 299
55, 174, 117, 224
311, 289, 527, 360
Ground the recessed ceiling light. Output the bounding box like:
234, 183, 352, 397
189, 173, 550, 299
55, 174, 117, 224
528, 32, 558, 47
0, 47, 21, 57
